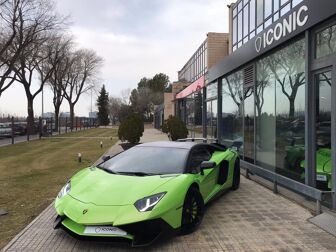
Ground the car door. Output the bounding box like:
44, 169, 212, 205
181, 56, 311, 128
188, 146, 219, 201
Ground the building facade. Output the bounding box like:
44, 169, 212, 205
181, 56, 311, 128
175, 33, 230, 138
206, 0, 336, 209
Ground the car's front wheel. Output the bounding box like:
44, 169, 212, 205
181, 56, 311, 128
181, 187, 204, 235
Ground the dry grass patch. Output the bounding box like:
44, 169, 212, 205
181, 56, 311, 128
0, 128, 118, 249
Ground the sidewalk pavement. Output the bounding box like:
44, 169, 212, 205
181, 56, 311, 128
2, 128, 336, 252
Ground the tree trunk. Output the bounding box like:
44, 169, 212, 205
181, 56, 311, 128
27, 97, 35, 135
69, 103, 75, 130
289, 98, 295, 119
54, 106, 60, 131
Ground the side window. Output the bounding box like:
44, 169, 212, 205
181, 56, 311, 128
189, 147, 212, 174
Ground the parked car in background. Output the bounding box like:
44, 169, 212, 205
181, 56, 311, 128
13, 122, 27, 136
0, 123, 12, 138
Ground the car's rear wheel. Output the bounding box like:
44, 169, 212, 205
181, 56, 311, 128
181, 187, 204, 235
231, 159, 240, 190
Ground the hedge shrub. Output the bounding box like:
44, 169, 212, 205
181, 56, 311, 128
162, 115, 188, 141
118, 113, 144, 144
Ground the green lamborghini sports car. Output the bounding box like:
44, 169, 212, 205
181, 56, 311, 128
54, 141, 240, 246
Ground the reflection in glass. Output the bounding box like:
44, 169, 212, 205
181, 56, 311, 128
264, 0, 272, 18
256, 0, 263, 26
244, 86, 255, 163
315, 71, 332, 190
238, 11, 243, 42
292, 0, 303, 7
238, 1, 243, 12
280, 3, 290, 17
206, 82, 218, 100
273, 39, 305, 182
221, 71, 244, 154
194, 90, 203, 138
256, 38, 306, 182
250, 0, 256, 32
280, 0, 289, 5
207, 100, 218, 138
179, 99, 186, 123
265, 18, 272, 28
186, 94, 195, 137
274, 12, 279, 22
185, 91, 203, 138
316, 24, 336, 59
274, 0, 280, 12
243, 5, 249, 38
256, 57, 276, 171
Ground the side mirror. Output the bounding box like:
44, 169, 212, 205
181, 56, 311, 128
102, 155, 111, 162
200, 161, 216, 175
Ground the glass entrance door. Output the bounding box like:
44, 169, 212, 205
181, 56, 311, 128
314, 70, 332, 191
206, 100, 217, 139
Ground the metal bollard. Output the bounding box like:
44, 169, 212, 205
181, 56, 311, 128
78, 153, 82, 163
11, 117, 14, 144
273, 181, 278, 194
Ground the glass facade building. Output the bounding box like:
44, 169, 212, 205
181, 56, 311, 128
178, 41, 207, 83
208, 0, 336, 209
174, 1, 336, 209
232, 0, 304, 51
186, 90, 203, 138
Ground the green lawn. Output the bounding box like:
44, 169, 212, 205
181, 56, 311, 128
0, 128, 118, 249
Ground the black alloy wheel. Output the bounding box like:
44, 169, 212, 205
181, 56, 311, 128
181, 187, 204, 235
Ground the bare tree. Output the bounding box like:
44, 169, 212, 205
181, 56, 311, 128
255, 60, 271, 117
267, 40, 305, 118
62, 49, 103, 128
1, 0, 65, 133
109, 96, 123, 124
45, 35, 73, 130
0, 0, 20, 97
120, 88, 131, 105
223, 71, 244, 109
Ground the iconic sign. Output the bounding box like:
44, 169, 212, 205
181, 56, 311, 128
255, 5, 309, 53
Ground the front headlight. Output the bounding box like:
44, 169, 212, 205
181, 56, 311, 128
134, 192, 166, 212
58, 181, 71, 198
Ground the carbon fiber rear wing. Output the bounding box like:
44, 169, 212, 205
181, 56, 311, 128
176, 138, 218, 143
177, 138, 230, 151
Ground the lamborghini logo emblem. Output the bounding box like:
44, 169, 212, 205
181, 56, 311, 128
83, 209, 88, 215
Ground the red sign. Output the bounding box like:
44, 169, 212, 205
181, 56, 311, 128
175, 76, 205, 99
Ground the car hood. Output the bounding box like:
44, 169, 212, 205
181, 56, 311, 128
69, 167, 179, 206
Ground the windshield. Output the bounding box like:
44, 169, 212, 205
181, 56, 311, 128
98, 146, 189, 175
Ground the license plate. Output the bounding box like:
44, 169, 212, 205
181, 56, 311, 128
84, 226, 127, 236
316, 175, 327, 182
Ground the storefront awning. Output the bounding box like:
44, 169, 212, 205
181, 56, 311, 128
175, 76, 205, 100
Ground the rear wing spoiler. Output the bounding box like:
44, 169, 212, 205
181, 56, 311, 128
176, 138, 218, 143
177, 138, 228, 151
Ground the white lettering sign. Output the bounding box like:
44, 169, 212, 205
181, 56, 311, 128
255, 5, 308, 53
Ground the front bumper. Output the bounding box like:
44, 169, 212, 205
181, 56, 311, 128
54, 215, 178, 247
